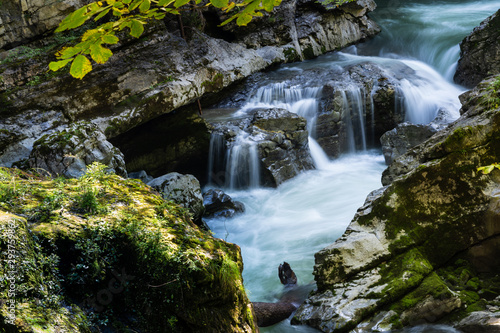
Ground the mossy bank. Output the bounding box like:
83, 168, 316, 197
0, 164, 256, 332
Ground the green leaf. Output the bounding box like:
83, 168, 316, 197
70, 54, 92, 79
101, 34, 119, 44
55, 6, 89, 32
236, 12, 253, 26
210, 0, 228, 8
90, 44, 113, 64
123, 0, 132, 3
82, 29, 102, 42
174, 0, 190, 7
139, 0, 151, 12
262, 0, 280, 12
130, 19, 144, 38
58, 46, 81, 60
129, 0, 144, 10
94, 7, 111, 21
49, 59, 73, 72
158, 0, 175, 6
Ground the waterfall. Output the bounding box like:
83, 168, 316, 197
396, 60, 463, 124
341, 87, 368, 152
207, 133, 226, 186
225, 135, 261, 190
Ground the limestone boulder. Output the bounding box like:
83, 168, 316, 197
148, 172, 204, 222
380, 122, 437, 165
454, 9, 500, 88
0, 0, 380, 170
26, 122, 127, 178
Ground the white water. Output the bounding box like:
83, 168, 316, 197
206, 152, 386, 332
205, 0, 499, 331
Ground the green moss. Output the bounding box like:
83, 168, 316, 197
0, 166, 254, 332
302, 46, 316, 60
283, 47, 300, 62
201, 73, 224, 92
372, 248, 433, 304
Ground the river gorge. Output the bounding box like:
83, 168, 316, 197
1, 0, 500, 332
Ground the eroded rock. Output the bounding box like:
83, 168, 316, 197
455, 9, 500, 88
202, 189, 245, 218
26, 122, 127, 178
148, 172, 204, 222
380, 122, 437, 165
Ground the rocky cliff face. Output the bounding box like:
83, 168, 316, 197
293, 75, 500, 332
0, 0, 379, 175
454, 9, 500, 88
0, 0, 89, 49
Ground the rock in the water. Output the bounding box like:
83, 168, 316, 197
203, 189, 245, 218
253, 109, 314, 186
209, 108, 314, 188
253, 302, 298, 327
26, 122, 127, 178
148, 172, 204, 221
454, 9, 500, 88
293, 74, 500, 331
455, 311, 500, 333
380, 122, 437, 165
279, 262, 298, 286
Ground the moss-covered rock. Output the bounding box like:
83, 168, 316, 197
0, 165, 256, 332
293, 75, 500, 332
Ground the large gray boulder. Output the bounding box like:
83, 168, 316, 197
148, 172, 204, 222
454, 9, 500, 88
26, 122, 127, 178
380, 122, 437, 165
293, 75, 500, 331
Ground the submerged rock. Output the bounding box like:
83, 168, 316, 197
203, 189, 245, 218
293, 75, 500, 331
26, 122, 127, 178
148, 172, 204, 222
455, 9, 500, 88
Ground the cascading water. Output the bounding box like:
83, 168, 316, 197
341, 87, 368, 152
204, 0, 499, 332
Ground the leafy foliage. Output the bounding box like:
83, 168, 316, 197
49, 0, 283, 79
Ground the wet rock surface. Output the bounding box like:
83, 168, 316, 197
380, 122, 437, 165
210, 108, 314, 188
202, 189, 245, 218
455, 9, 500, 88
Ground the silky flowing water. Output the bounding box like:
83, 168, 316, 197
205, 0, 499, 331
